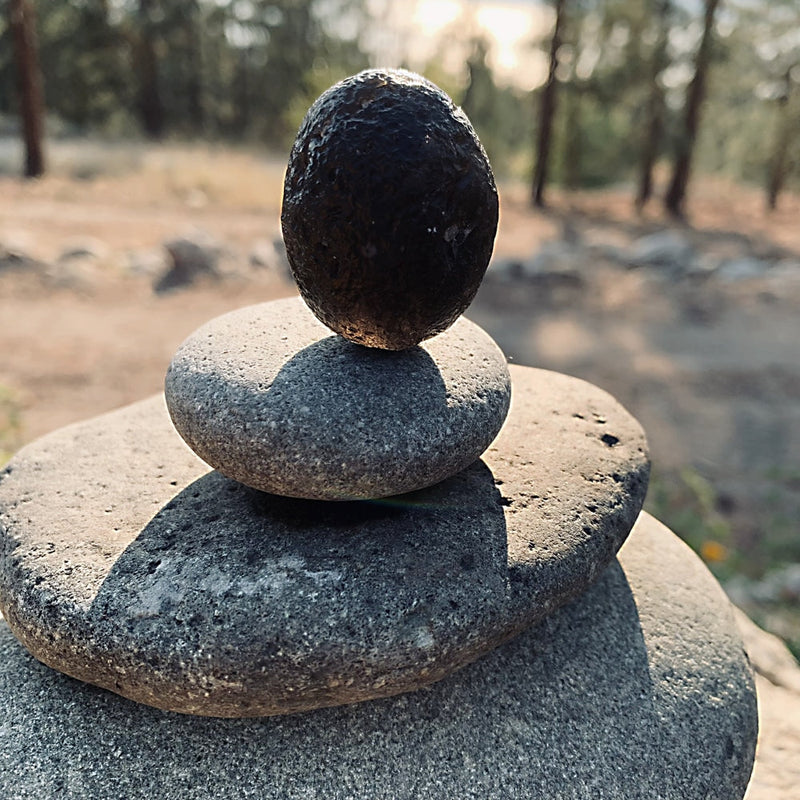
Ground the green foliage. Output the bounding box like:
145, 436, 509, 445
694, 0, 800, 193
645, 467, 742, 581
458, 38, 534, 179
0, 0, 373, 145
758, 467, 800, 568
37, 0, 132, 129
283, 40, 370, 145
647, 464, 800, 585
1, 0, 798, 200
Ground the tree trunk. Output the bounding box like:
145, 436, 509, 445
185, 1, 204, 135
234, 48, 251, 135
9, 0, 46, 178
766, 70, 795, 212
664, 0, 721, 219
531, 0, 566, 208
635, 0, 671, 211
186, 41, 204, 134
136, 0, 165, 139
563, 84, 581, 191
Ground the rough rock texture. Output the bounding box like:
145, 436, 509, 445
0, 364, 648, 717
746, 675, 800, 800
736, 609, 800, 694
735, 610, 800, 800
0, 514, 756, 799
165, 297, 512, 500
281, 69, 499, 350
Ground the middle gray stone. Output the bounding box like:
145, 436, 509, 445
165, 297, 511, 500
0, 365, 648, 717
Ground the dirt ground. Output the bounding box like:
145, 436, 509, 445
1, 144, 799, 554
1, 146, 799, 578
1, 140, 799, 795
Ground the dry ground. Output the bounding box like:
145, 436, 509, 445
2, 142, 799, 574
1, 139, 800, 797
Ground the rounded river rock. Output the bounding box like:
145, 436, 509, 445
0, 365, 649, 717
0, 514, 756, 799
281, 69, 499, 350
164, 297, 511, 501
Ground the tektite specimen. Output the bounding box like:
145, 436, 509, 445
281, 69, 499, 350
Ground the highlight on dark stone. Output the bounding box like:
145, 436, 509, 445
281, 68, 499, 350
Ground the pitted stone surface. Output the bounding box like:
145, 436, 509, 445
0, 365, 649, 717
281, 69, 498, 350
165, 297, 511, 500
0, 515, 756, 799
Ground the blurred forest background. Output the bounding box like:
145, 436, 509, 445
3, 0, 800, 208
1, 0, 800, 657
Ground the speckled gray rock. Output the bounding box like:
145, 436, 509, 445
164, 297, 511, 500
0, 365, 648, 717
0, 514, 756, 799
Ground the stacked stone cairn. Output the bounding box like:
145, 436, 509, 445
0, 71, 758, 799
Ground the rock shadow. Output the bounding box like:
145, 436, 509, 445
172, 333, 463, 499
87, 457, 510, 667
0, 560, 693, 798
247, 334, 451, 454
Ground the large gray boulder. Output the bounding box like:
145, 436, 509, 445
0, 364, 648, 717
0, 513, 757, 799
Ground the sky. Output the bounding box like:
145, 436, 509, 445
365, 0, 552, 90
418, 0, 551, 86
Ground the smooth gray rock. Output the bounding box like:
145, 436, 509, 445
715, 257, 771, 282
0, 514, 757, 800
154, 235, 220, 293
0, 365, 648, 717
165, 297, 512, 500
628, 230, 694, 271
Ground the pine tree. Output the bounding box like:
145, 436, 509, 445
9, 0, 45, 177
664, 0, 721, 218
532, 0, 567, 207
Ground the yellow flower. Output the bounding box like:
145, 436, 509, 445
701, 540, 728, 563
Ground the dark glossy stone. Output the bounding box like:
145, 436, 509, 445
281, 69, 499, 350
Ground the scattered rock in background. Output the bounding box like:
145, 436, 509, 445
125, 247, 169, 278
45, 237, 115, 289
249, 236, 292, 281
627, 230, 694, 273
488, 240, 584, 284
716, 257, 772, 282
528, 239, 583, 276
249, 238, 278, 270
0, 247, 42, 275
727, 564, 800, 606
735, 608, 800, 692
57, 237, 109, 264
765, 260, 800, 296
685, 252, 723, 278
485, 255, 527, 281
0, 232, 47, 275
154, 233, 221, 294
733, 608, 800, 800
